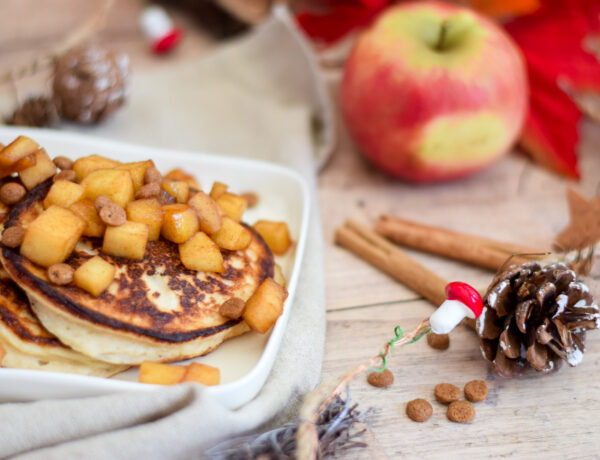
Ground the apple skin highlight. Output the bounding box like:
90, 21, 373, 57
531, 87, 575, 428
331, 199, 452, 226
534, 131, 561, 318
341, 1, 528, 183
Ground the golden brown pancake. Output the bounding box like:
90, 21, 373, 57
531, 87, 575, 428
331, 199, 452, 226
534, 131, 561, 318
1, 180, 274, 364
0, 270, 127, 376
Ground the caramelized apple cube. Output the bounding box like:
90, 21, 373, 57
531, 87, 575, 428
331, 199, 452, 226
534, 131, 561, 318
0, 136, 38, 168
20, 206, 86, 267
164, 168, 201, 190
19, 149, 57, 190
73, 255, 115, 297
161, 204, 199, 244
102, 221, 149, 260
138, 361, 186, 385
188, 191, 221, 234
43, 180, 85, 209
243, 278, 287, 333
115, 160, 154, 192
253, 220, 292, 255
81, 169, 134, 207
216, 193, 247, 222
72, 154, 121, 182
211, 217, 251, 251
126, 198, 163, 241
181, 362, 220, 386
69, 199, 106, 237
209, 181, 228, 200
161, 180, 189, 203
179, 232, 224, 273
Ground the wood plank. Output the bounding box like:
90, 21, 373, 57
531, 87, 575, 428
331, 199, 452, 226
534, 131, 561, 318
324, 301, 600, 459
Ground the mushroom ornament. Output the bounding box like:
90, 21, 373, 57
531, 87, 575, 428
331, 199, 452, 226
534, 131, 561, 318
430, 282, 484, 334
139, 5, 183, 54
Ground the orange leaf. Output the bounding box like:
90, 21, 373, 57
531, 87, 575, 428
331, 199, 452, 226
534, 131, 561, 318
468, 0, 540, 18
505, 0, 600, 178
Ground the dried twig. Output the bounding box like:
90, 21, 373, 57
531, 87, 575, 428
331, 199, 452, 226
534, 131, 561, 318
205, 391, 368, 459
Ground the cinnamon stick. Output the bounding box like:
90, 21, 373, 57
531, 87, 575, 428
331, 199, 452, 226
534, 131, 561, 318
375, 215, 544, 271
335, 220, 448, 306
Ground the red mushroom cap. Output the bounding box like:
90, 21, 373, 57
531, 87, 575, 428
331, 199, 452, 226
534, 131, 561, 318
153, 29, 182, 54
445, 282, 483, 318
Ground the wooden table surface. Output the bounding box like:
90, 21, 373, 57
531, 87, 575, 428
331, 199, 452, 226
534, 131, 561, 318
2, 2, 600, 459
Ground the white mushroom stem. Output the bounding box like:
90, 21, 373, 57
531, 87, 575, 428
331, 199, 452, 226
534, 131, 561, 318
430, 299, 475, 334
140, 6, 174, 41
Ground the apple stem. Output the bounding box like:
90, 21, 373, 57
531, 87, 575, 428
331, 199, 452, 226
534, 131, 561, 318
436, 20, 448, 51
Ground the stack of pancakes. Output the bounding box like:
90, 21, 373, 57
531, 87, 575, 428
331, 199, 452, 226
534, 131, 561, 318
0, 181, 274, 377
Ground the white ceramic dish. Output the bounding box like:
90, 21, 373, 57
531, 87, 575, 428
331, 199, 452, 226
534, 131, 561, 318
0, 126, 310, 409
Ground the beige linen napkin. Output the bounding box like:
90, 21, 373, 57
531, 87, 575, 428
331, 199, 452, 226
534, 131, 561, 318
0, 6, 328, 458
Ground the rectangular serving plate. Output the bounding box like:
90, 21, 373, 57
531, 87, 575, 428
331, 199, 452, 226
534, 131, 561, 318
0, 126, 310, 409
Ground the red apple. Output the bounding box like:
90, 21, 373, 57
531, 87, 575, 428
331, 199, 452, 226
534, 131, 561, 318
341, 1, 528, 182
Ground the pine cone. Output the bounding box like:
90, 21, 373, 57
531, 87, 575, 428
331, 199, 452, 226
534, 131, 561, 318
6, 96, 59, 127
478, 262, 599, 377
52, 43, 129, 124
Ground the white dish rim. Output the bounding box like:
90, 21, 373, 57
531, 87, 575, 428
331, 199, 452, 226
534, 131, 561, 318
0, 126, 311, 409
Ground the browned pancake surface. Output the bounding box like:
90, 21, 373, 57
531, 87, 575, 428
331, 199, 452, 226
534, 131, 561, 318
2, 180, 274, 343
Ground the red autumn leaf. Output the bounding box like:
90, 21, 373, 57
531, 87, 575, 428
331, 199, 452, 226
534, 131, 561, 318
295, 0, 389, 44
504, 0, 600, 178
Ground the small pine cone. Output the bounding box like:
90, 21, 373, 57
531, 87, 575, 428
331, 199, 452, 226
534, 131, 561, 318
53, 43, 129, 124
477, 262, 599, 377
6, 96, 59, 127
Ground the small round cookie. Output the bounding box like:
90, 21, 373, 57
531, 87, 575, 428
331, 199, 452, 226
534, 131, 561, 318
427, 333, 450, 350
434, 383, 461, 404
464, 380, 488, 402
447, 401, 475, 423
367, 369, 394, 387
406, 398, 432, 422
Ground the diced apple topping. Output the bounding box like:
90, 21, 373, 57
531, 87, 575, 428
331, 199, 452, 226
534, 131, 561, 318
179, 232, 224, 273
253, 220, 292, 255
20, 206, 86, 267
188, 191, 221, 234
102, 220, 149, 260
161, 179, 189, 203
72, 154, 121, 182
138, 361, 220, 386
126, 198, 164, 241
69, 199, 106, 237
164, 168, 201, 190
0, 136, 38, 168
138, 361, 187, 385
161, 204, 199, 244
19, 148, 57, 190
73, 256, 115, 297
211, 217, 251, 251
209, 181, 228, 200
115, 160, 154, 192
43, 180, 85, 209
81, 168, 135, 208
243, 278, 287, 334
216, 192, 247, 222
181, 362, 220, 385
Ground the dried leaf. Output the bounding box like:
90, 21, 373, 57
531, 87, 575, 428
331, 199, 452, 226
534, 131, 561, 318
505, 1, 600, 178
468, 0, 540, 18
295, 0, 387, 44
554, 189, 600, 251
